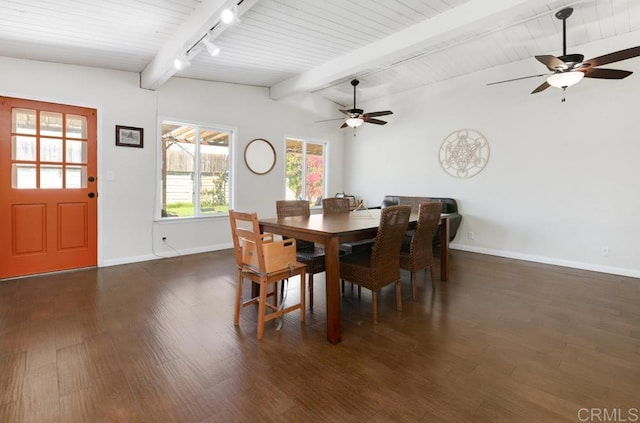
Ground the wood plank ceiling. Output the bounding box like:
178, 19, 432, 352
0, 0, 639, 107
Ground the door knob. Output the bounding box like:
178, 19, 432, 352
88, 192, 96, 198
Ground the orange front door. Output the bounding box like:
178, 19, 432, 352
0, 97, 98, 279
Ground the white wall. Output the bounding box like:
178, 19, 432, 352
0, 57, 344, 267
344, 33, 640, 278
154, 78, 344, 259
0, 57, 158, 267
4, 30, 638, 277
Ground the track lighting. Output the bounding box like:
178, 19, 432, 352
173, 56, 190, 70
201, 36, 220, 56
143, 0, 257, 89
172, 2, 241, 72
221, 6, 238, 24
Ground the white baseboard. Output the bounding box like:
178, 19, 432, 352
101, 243, 234, 267
450, 243, 640, 279
102, 241, 639, 279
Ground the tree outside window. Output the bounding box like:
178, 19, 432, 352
285, 138, 325, 205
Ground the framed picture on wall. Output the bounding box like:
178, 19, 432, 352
116, 125, 144, 148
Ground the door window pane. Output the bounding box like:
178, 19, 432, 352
41, 138, 63, 163
40, 111, 63, 137
65, 165, 86, 188
12, 136, 36, 161
66, 140, 87, 164
66, 115, 87, 139
40, 165, 63, 188
10, 107, 92, 190
12, 164, 36, 188
12, 109, 36, 134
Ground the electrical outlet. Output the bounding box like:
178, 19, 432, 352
600, 246, 610, 257
468, 231, 475, 241
162, 236, 167, 242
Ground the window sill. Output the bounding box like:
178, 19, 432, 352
155, 213, 229, 224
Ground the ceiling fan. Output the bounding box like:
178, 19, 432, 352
324, 79, 393, 128
488, 7, 640, 101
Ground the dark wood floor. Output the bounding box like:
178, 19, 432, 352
1, 249, 639, 422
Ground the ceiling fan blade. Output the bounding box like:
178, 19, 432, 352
535, 55, 567, 71
582, 67, 633, 79
487, 73, 549, 86
338, 81, 391, 127
531, 81, 550, 94
584, 46, 640, 67
364, 118, 387, 125
363, 110, 393, 118
316, 117, 346, 123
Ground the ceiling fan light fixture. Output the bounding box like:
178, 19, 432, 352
547, 71, 584, 88
346, 117, 364, 128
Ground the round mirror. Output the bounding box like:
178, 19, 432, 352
244, 138, 276, 175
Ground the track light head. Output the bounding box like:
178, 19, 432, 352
173, 56, 190, 70
221, 5, 239, 24
221, 7, 235, 24
201, 37, 220, 56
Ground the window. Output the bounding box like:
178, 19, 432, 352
11, 108, 87, 189
285, 138, 325, 206
160, 120, 232, 218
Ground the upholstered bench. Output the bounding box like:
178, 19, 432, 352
380, 196, 462, 244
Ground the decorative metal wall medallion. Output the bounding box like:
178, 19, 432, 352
439, 128, 490, 178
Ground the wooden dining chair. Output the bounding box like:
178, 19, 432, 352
275, 200, 325, 310
399, 202, 442, 300
339, 205, 411, 324
229, 210, 306, 340
322, 197, 351, 214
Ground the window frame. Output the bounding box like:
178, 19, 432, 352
156, 117, 236, 220
283, 136, 327, 208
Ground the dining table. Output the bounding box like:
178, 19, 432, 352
259, 208, 451, 344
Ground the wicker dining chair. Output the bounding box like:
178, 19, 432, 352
399, 202, 442, 300
322, 197, 351, 214
327, 197, 376, 257
229, 210, 306, 340
321, 197, 359, 293
275, 200, 325, 310
339, 205, 411, 324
